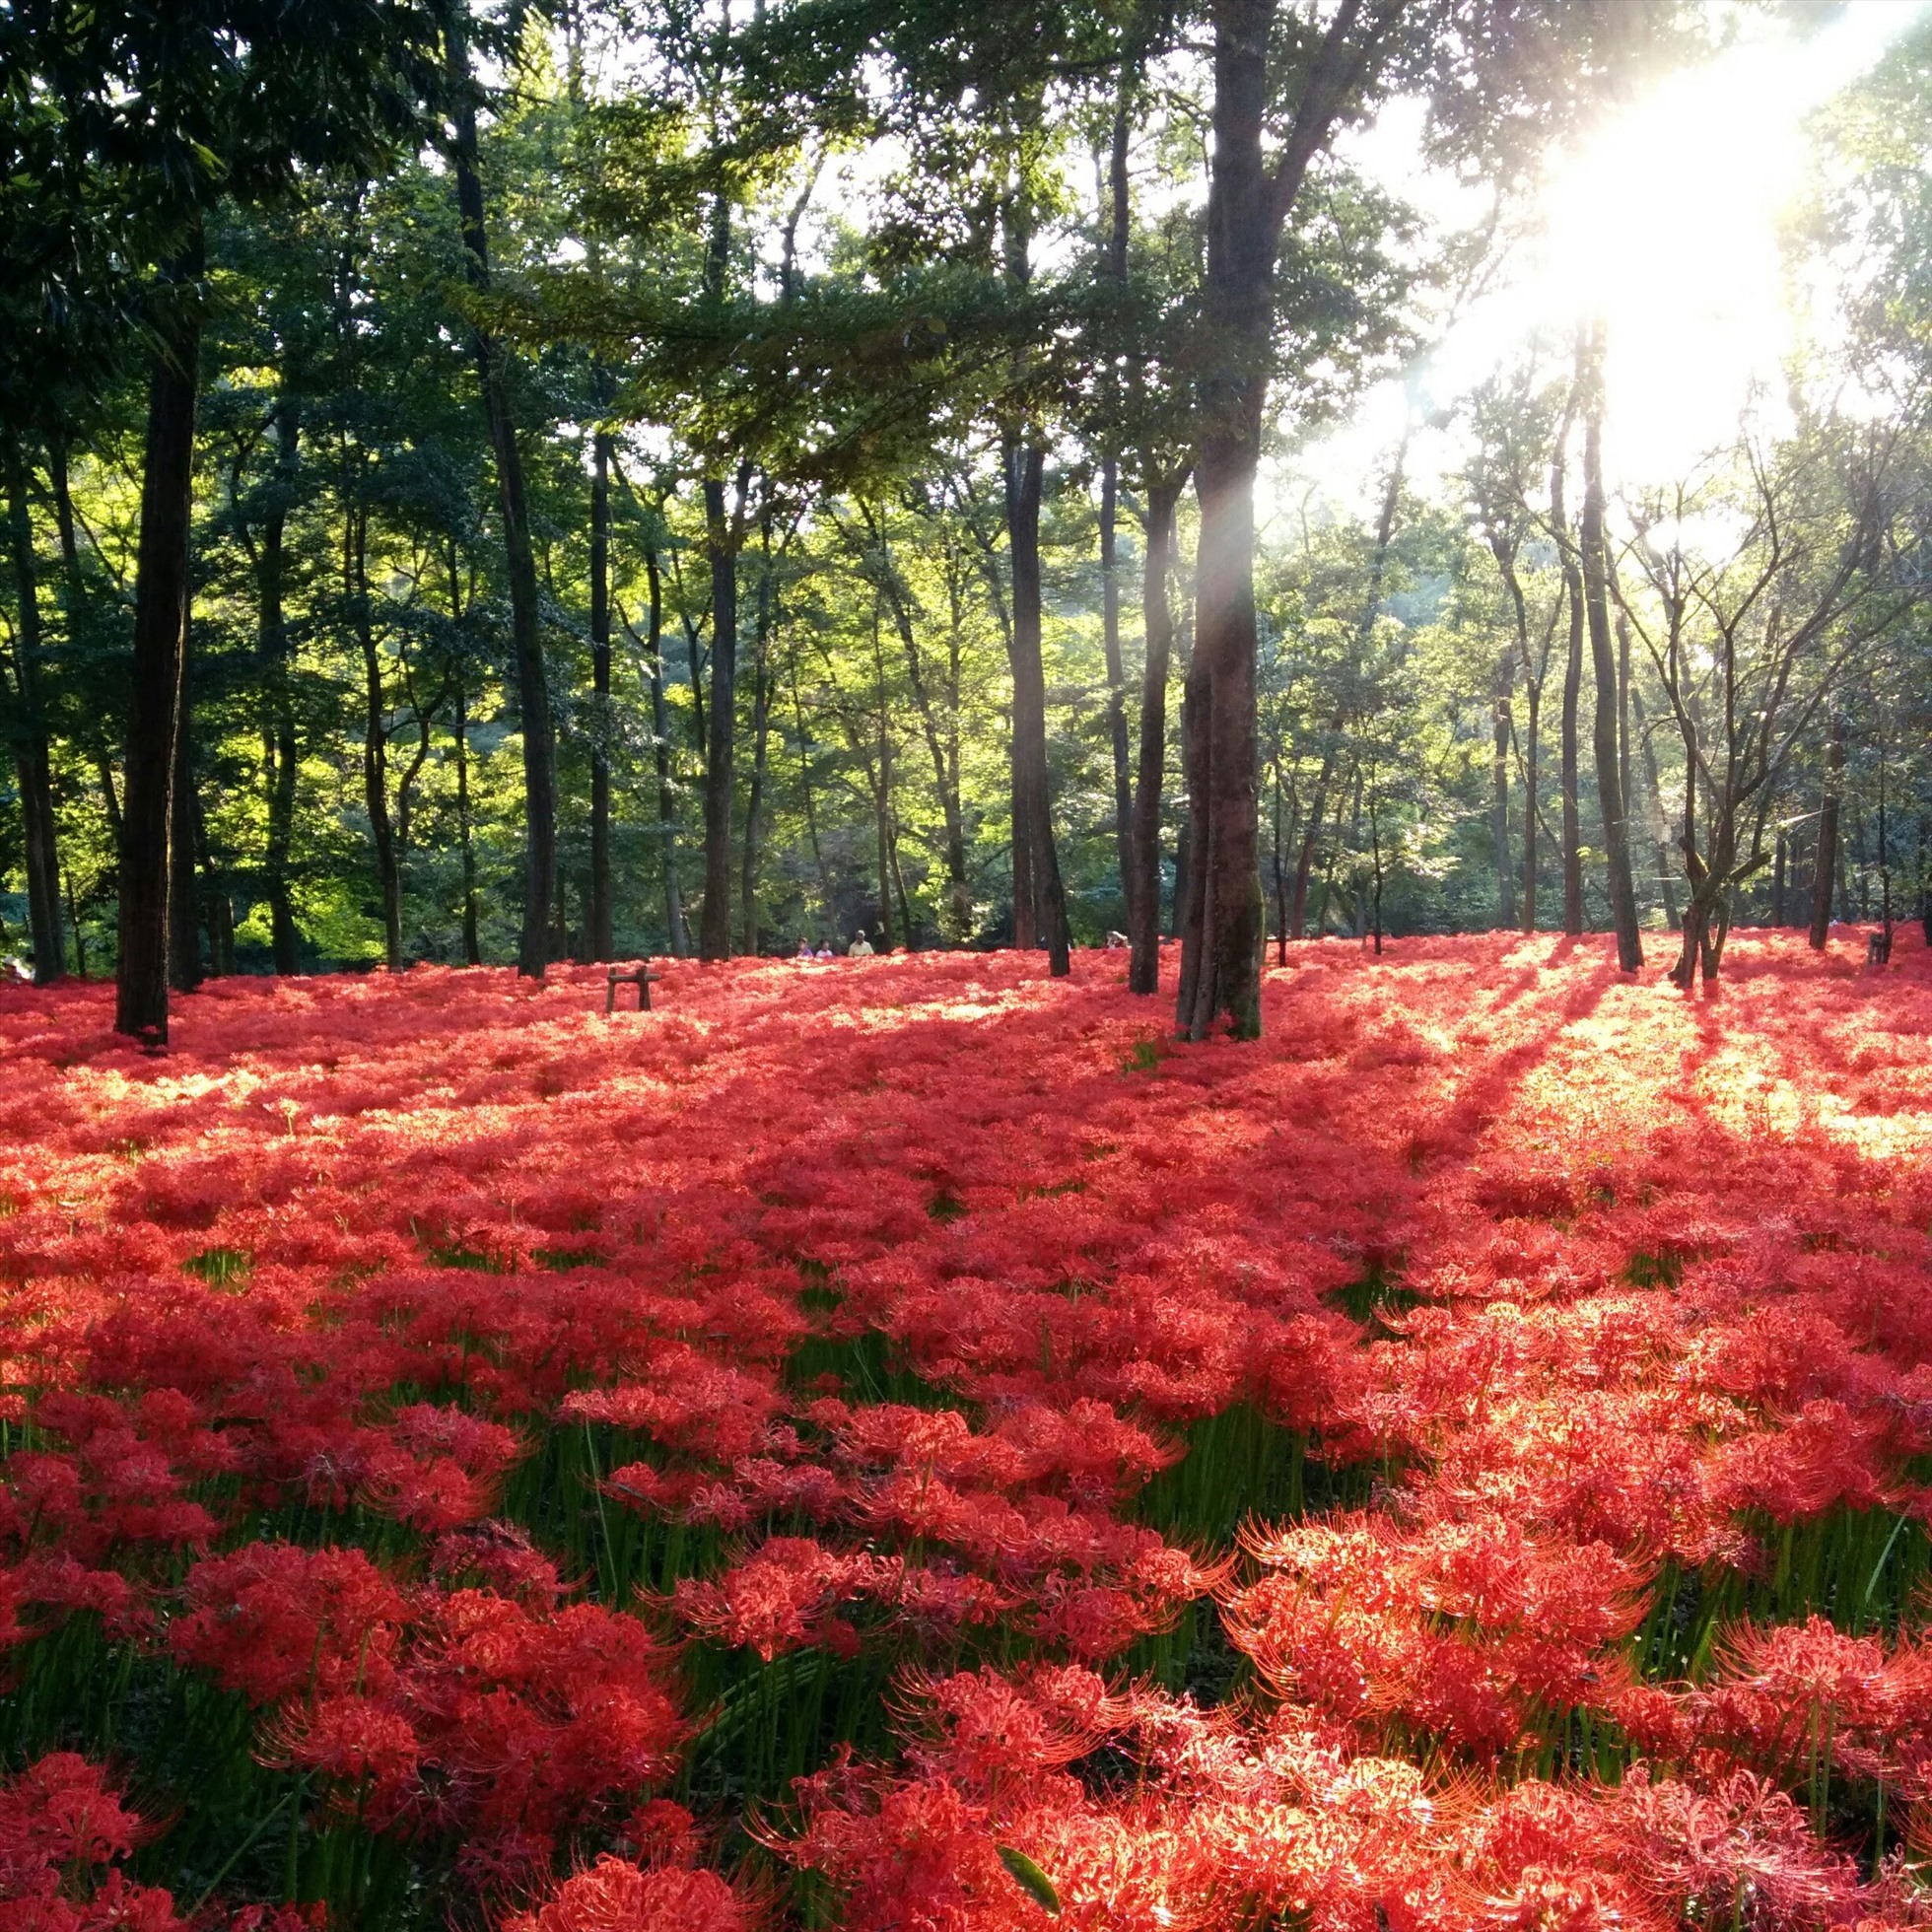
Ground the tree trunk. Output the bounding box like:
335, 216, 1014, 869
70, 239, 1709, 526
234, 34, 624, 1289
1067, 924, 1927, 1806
194, 779, 233, 977
1809, 713, 1844, 949
1917, 813, 1929, 945
1179, 0, 1389, 1036
643, 545, 688, 956
699, 474, 739, 959
1579, 324, 1641, 970
450, 27, 554, 979
1003, 436, 1070, 972
116, 253, 203, 1047
889, 806, 915, 949
1555, 448, 1584, 937
1491, 658, 1514, 931
1177, 108, 1269, 1040
587, 422, 614, 961
1099, 91, 1135, 920
1290, 745, 1333, 941
453, 681, 482, 965
1100, 454, 1133, 913
870, 603, 895, 950
65, 866, 86, 978
93, 751, 122, 862
350, 499, 402, 972
1618, 592, 1632, 864
258, 396, 302, 975
739, 543, 774, 955
1289, 444, 1402, 947
1521, 682, 1541, 931
169, 651, 203, 993
5, 444, 63, 982
786, 638, 834, 945
872, 515, 970, 935
1128, 478, 1179, 994
1271, 763, 1294, 966
1631, 683, 1679, 932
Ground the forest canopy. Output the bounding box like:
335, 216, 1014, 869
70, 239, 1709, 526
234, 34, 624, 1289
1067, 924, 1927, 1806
1, 0, 1928, 1041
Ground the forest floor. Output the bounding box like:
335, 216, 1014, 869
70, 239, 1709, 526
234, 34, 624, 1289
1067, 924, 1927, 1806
5, 931, 1932, 1932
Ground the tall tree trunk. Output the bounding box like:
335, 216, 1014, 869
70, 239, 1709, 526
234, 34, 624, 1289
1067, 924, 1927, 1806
1176, 633, 1210, 951
450, 27, 554, 979
1631, 683, 1679, 932
1290, 435, 1404, 949
117, 245, 203, 1046
1289, 744, 1333, 941
5, 444, 63, 982
786, 637, 834, 945
169, 649, 203, 993
1809, 713, 1844, 950
1618, 593, 1632, 866
351, 500, 402, 972
877, 534, 969, 933
1179, 0, 1380, 1038
889, 806, 915, 949
93, 751, 122, 862
337, 218, 399, 974
1487, 533, 1538, 932
194, 778, 233, 977
1579, 324, 1641, 970
587, 420, 615, 961
1000, 178, 1070, 974
259, 395, 302, 975
50, 441, 122, 898
1003, 435, 1070, 971
65, 866, 86, 978
1772, 829, 1786, 927
1128, 478, 1179, 994
1100, 455, 1134, 912
1491, 657, 1514, 931
1099, 92, 1135, 918
739, 540, 774, 956
643, 545, 688, 955
1271, 763, 1293, 966
870, 602, 895, 950
1178, 404, 1265, 1036
1521, 682, 1541, 931
700, 472, 739, 958
1555, 454, 1584, 937
1009, 674, 1033, 948
452, 681, 482, 966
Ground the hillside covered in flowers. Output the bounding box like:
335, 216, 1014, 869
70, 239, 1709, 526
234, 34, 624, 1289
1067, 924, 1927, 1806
5, 933, 1932, 1931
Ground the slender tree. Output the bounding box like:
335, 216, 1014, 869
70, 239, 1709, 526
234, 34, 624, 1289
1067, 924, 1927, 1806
1577, 322, 1642, 970
4, 446, 63, 981
1810, 713, 1847, 950
448, 20, 556, 980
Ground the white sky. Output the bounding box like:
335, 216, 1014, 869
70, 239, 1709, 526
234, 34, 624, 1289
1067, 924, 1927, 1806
1270, 0, 1932, 532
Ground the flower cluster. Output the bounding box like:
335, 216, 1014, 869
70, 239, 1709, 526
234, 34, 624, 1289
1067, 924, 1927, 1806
2, 931, 1930, 1927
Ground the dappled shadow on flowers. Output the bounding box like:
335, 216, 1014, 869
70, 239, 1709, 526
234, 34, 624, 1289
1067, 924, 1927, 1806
3, 930, 1932, 1927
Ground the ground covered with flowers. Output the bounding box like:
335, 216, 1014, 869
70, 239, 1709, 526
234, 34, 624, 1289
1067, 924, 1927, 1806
4, 932, 1932, 1931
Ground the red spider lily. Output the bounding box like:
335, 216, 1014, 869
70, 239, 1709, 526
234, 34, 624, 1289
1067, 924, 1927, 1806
672, 1536, 895, 1660
498, 1856, 753, 1932
171, 1542, 411, 1705
0, 1754, 178, 1932
6, 936, 1932, 1922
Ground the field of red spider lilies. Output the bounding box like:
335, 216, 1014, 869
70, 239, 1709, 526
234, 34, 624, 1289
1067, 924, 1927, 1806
5, 932, 1932, 1932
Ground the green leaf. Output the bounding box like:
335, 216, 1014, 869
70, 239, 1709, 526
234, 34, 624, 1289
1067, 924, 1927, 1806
997, 1845, 1060, 1916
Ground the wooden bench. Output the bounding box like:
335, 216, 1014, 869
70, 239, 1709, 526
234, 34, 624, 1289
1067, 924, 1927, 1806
605, 962, 662, 1013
